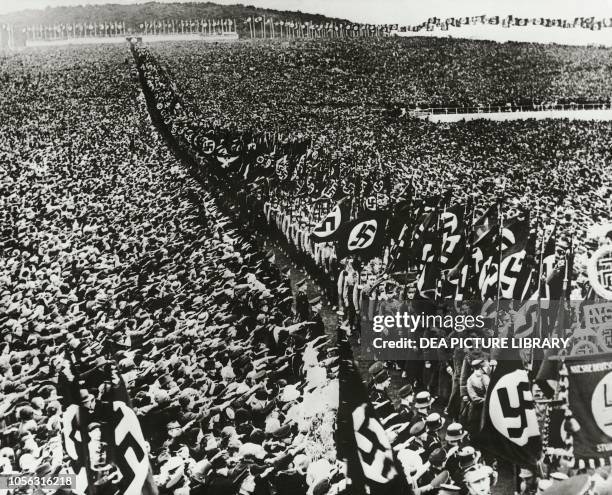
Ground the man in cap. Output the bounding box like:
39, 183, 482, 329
444, 422, 469, 482
389, 384, 415, 444
409, 390, 434, 429
294, 278, 310, 322
417, 447, 448, 488
368, 364, 394, 420
163, 419, 197, 452
306, 297, 325, 339
464, 463, 496, 495
397, 420, 428, 461
424, 412, 444, 457
396, 384, 415, 422
466, 359, 490, 434
457, 446, 481, 478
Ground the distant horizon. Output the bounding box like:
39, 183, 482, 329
2, 0, 612, 25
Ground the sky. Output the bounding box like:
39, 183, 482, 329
2, 0, 612, 23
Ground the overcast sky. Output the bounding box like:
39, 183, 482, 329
1, 0, 612, 23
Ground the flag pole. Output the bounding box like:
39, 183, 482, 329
435, 195, 447, 302
464, 189, 477, 300
531, 203, 544, 371
494, 179, 506, 332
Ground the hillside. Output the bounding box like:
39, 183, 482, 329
0, 1, 351, 35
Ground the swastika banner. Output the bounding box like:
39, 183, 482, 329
480, 348, 541, 466
336, 328, 410, 495
310, 197, 350, 243
566, 353, 612, 462
335, 211, 388, 261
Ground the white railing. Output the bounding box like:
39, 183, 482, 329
408, 102, 612, 116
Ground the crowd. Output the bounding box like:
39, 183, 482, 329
0, 44, 345, 495
2, 31, 612, 495
151, 38, 612, 264
156, 38, 612, 113
133, 36, 612, 494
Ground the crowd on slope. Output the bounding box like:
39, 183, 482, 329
135, 37, 612, 494
152, 37, 612, 271
1, 32, 612, 495
157, 38, 612, 112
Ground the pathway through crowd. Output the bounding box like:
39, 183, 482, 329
129, 42, 516, 494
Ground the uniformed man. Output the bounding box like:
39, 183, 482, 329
424, 412, 444, 458
417, 447, 447, 488
395, 420, 428, 461
390, 384, 415, 444
369, 368, 394, 420
444, 422, 469, 483
410, 390, 434, 429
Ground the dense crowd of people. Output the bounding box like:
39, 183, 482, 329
1, 31, 612, 495
133, 37, 612, 494
0, 44, 344, 495
157, 38, 612, 111
152, 38, 612, 266
138, 35, 610, 493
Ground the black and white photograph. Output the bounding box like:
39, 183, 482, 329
2, 0, 612, 494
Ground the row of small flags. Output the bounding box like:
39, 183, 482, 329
4, 14, 612, 42
6, 19, 237, 40
403, 14, 612, 32
244, 17, 390, 31
5, 13, 612, 40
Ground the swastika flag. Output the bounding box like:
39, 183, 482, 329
336, 328, 411, 495
335, 211, 388, 262
310, 197, 350, 243
479, 347, 541, 467
566, 352, 612, 463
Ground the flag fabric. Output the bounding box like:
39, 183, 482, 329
565, 352, 612, 465
59, 361, 95, 495
335, 211, 388, 261
479, 347, 541, 466
498, 215, 535, 300
513, 291, 540, 339
387, 187, 413, 241
540, 228, 558, 310
440, 203, 466, 271
473, 204, 498, 244
476, 213, 532, 301
337, 330, 412, 494
536, 248, 572, 397
408, 205, 436, 252
473, 217, 499, 300
310, 197, 350, 243
443, 200, 474, 300
416, 207, 441, 299
59, 357, 157, 495
535, 298, 566, 398
105, 370, 158, 495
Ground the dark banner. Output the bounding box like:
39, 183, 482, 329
567, 353, 612, 461
479, 352, 541, 466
